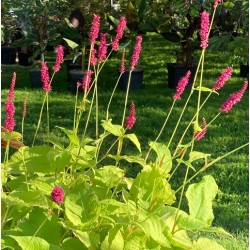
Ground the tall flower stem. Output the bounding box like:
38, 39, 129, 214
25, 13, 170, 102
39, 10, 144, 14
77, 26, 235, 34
167, 45, 205, 148
196, 52, 205, 123
121, 70, 132, 127
174, 92, 213, 156
73, 85, 80, 132
172, 161, 190, 234
174, 142, 249, 196
106, 73, 123, 120
32, 93, 47, 146
145, 100, 176, 161
82, 84, 97, 140
46, 94, 50, 140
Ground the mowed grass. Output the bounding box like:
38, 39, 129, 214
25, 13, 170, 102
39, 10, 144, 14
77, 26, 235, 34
1, 33, 249, 249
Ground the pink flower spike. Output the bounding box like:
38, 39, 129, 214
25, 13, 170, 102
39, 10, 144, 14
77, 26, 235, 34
4, 100, 15, 132
90, 14, 100, 45
173, 70, 191, 100
51, 186, 64, 204
125, 102, 136, 130
200, 11, 210, 49
214, 0, 221, 8
41, 62, 52, 92
77, 81, 82, 88
4, 73, 16, 131
220, 80, 248, 113
194, 118, 207, 141
98, 33, 108, 63
53, 45, 64, 72
120, 50, 125, 74
112, 16, 127, 51
212, 67, 233, 91
22, 93, 27, 118
82, 70, 94, 91
8, 72, 16, 100
90, 48, 97, 66
130, 36, 143, 70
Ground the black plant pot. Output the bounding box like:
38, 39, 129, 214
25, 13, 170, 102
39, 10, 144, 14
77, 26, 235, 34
167, 63, 197, 89
18, 52, 34, 66
1, 46, 16, 65
29, 68, 43, 88
240, 64, 249, 78
65, 61, 82, 81
118, 68, 144, 91
68, 69, 85, 93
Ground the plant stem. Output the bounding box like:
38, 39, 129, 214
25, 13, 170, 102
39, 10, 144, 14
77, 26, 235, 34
172, 162, 190, 234
46, 93, 49, 141
73, 85, 80, 133
196, 51, 205, 123
106, 73, 123, 120
173, 92, 213, 156
95, 77, 99, 139
121, 70, 132, 127
32, 93, 47, 146
145, 100, 176, 161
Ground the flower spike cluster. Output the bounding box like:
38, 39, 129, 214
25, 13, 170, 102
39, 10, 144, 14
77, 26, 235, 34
51, 186, 64, 204
112, 16, 127, 51
200, 11, 210, 49
130, 36, 143, 70
90, 14, 100, 45
41, 62, 51, 92
173, 70, 191, 100
98, 33, 108, 63
212, 67, 233, 91
120, 50, 125, 74
125, 102, 136, 130
220, 81, 248, 113
194, 118, 207, 141
82, 70, 94, 91
22, 93, 27, 118
4, 72, 16, 132
214, 0, 221, 8
53, 45, 64, 72
90, 48, 97, 66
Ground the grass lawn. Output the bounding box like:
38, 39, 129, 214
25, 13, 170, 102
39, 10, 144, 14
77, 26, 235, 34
1, 32, 249, 249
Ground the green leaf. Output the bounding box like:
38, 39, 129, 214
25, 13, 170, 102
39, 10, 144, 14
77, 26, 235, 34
94, 166, 124, 187
9, 236, 64, 250
64, 179, 99, 229
56, 126, 79, 145
139, 215, 171, 248
129, 166, 175, 210
101, 226, 124, 250
201, 227, 233, 237
17, 208, 63, 245
62, 237, 87, 250
2, 191, 48, 209
63, 38, 79, 50
2, 131, 22, 141
101, 120, 125, 137
149, 141, 172, 175
73, 230, 100, 250
186, 175, 218, 226
124, 133, 141, 153
193, 86, 219, 95
177, 213, 207, 231
47, 149, 72, 173
176, 159, 196, 172
223, 2, 234, 9
108, 155, 146, 167
192, 238, 225, 250
29, 179, 53, 195
189, 151, 211, 163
